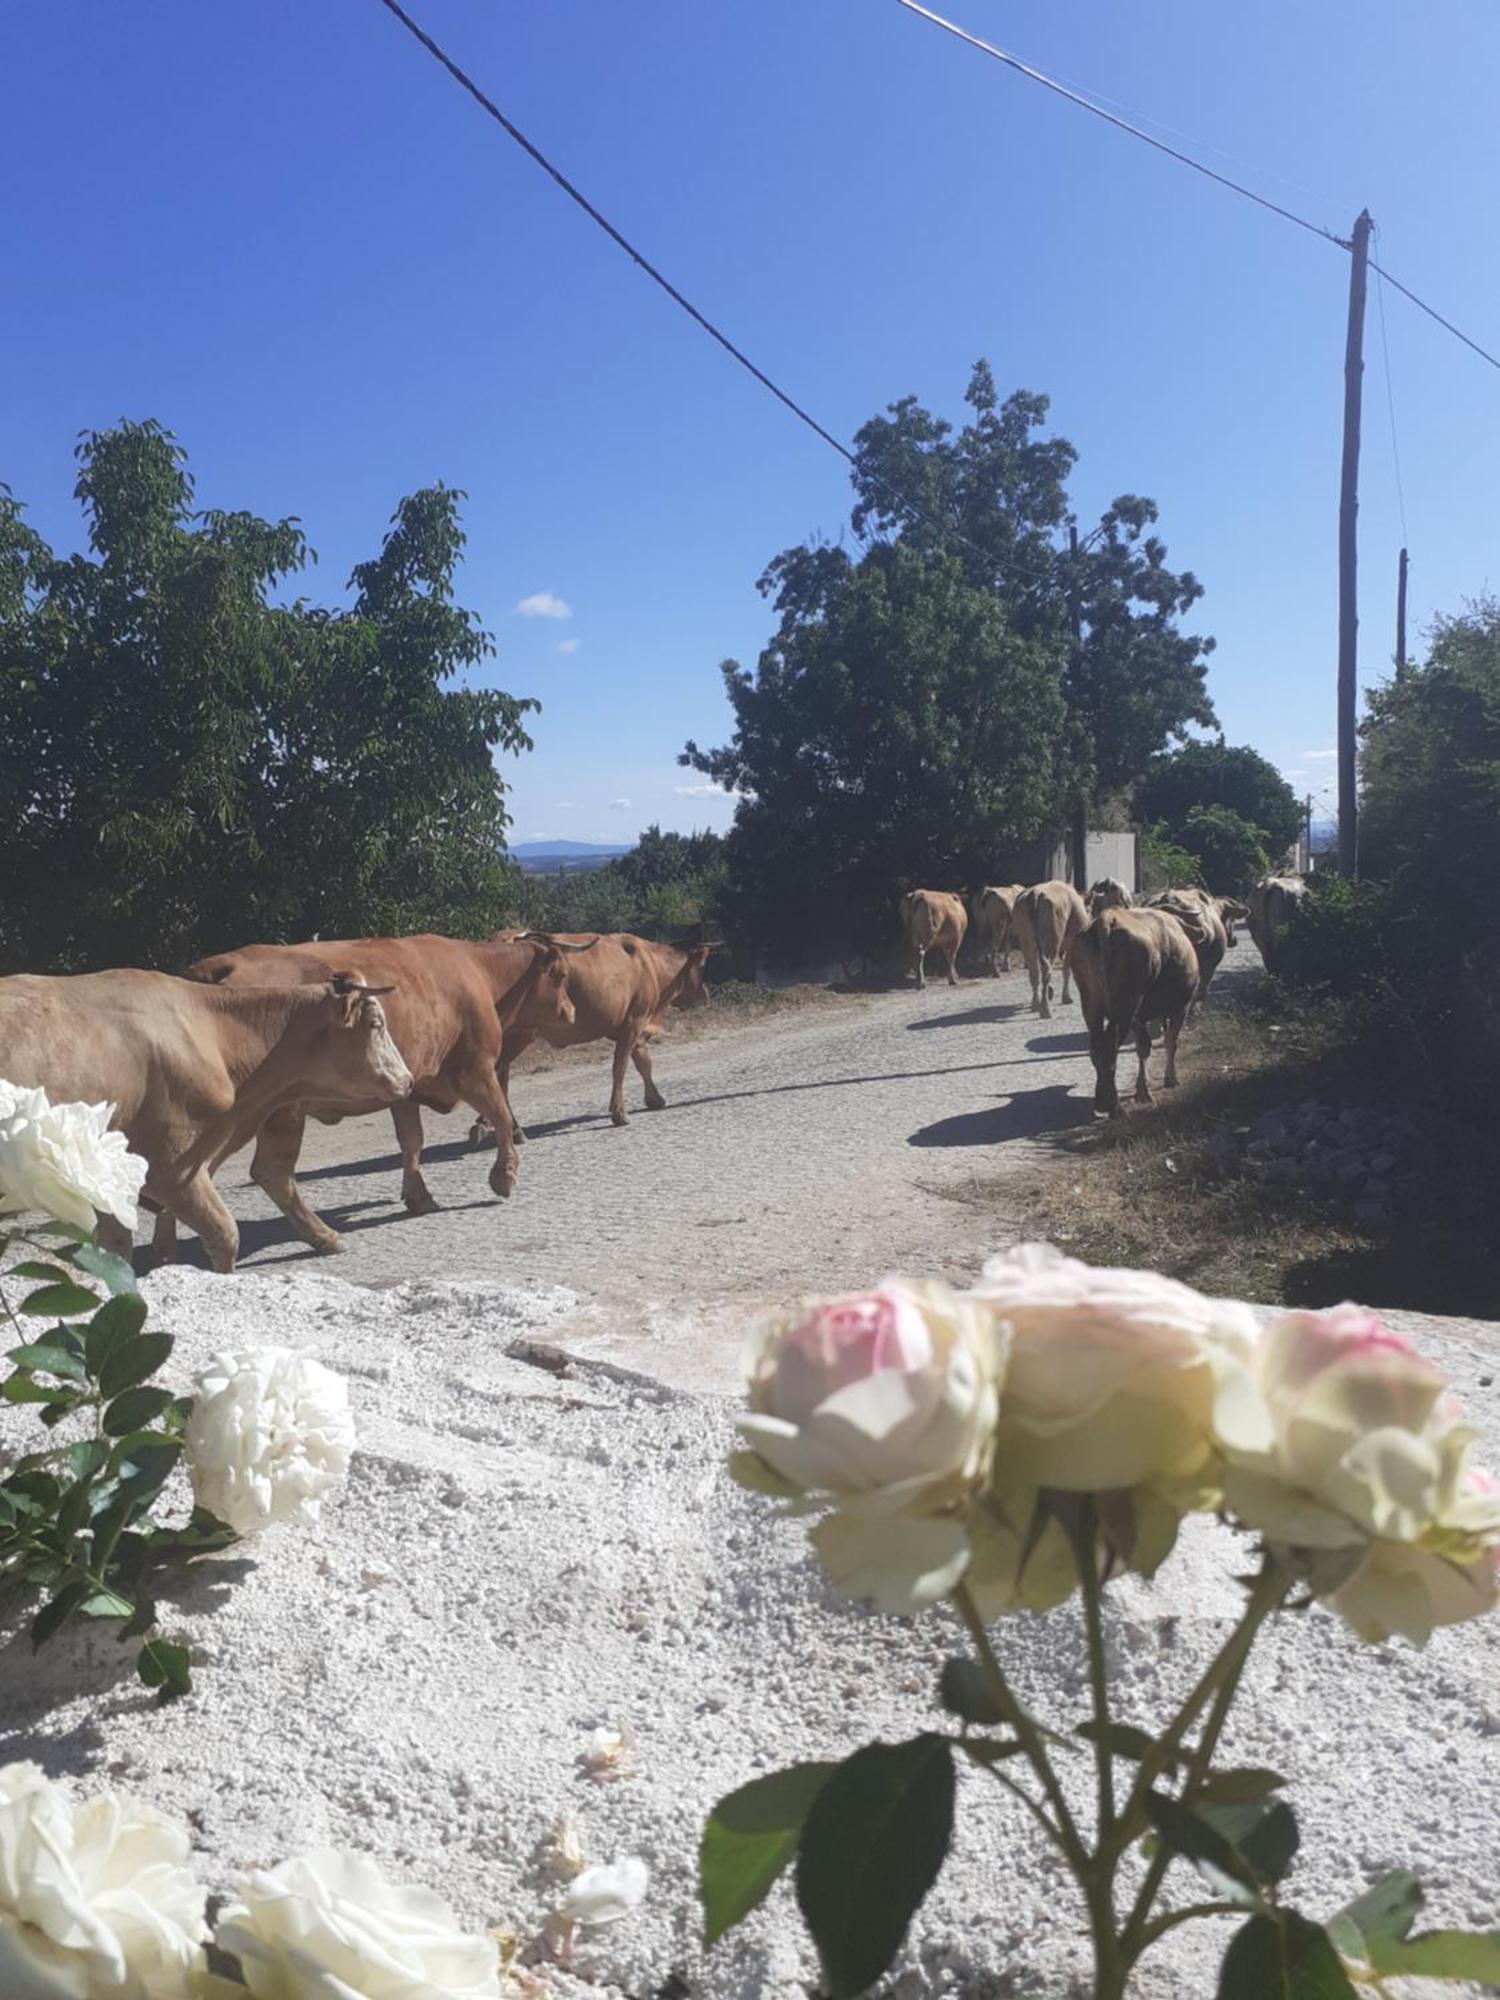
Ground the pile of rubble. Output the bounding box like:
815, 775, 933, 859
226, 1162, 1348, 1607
1235, 1098, 1427, 1224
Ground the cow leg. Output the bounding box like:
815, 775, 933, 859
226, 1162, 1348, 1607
501, 1031, 534, 1143
1133, 1023, 1155, 1105
1059, 951, 1075, 1006
249, 1105, 343, 1255
1163, 1011, 1184, 1088
944, 944, 961, 986
1037, 957, 1052, 1021
913, 946, 927, 991
142, 1208, 179, 1270
1090, 1025, 1122, 1119
609, 1034, 633, 1126
163, 1172, 241, 1275
451, 1066, 520, 1196
631, 1038, 667, 1112
391, 1099, 439, 1215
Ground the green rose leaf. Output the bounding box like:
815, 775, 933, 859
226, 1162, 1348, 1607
19, 1281, 100, 1320
9, 1261, 74, 1284
1325, 1869, 1422, 1962
102, 1386, 177, 1437
119, 1594, 158, 1641
85, 1294, 148, 1380
1199, 1798, 1300, 1888
32, 1577, 91, 1649
795, 1735, 955, 2000
700, 1763, 836, 1948
1218, 1912, 1358, 1997
80, 1587, 136, 1620
6, 1341, 90, 1384
72, 1242, 140, 1295
1142, 1795, 1259, 1905
1366, 1930, 1500, 1980
3, 1375, 64, 1405
98, 1331, 173, 1402
63, 1439, 111, 1484
938, 1657, 1008, 1727
137, 1637, 192, 1701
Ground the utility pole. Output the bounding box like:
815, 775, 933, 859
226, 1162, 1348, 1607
1337, 209, 1373, 878
1304, 793, 1314, 874
1396, 545, 1409, 680
1067, 521, 1088, 891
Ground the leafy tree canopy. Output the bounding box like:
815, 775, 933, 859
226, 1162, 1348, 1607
683, 364, 1217, 961
0, 421, 535, 973
1136, 739, 1301, 861
1175, 803, 1271, 896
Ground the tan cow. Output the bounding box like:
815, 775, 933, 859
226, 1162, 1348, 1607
1010, 881, 1089, 1018
1068, 908, 1198, 1117
1146, 887, 1236, 1006
1086, 877, 1134, 914
490, 933, 715, 1135
0, 970, 412, 1272
1247, 875, 1307, 974
899, 891, 967, 989
185, 932, 593, 1253
972, 885, 1025, 975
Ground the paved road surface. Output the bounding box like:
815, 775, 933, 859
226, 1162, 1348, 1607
185, 965, 1151, 1384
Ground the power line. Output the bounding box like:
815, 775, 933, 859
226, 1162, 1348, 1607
1372, 230, 1409, 547
898, 0, 1500, 377
896, 0, 1346, 249
371, 0, 1071, 598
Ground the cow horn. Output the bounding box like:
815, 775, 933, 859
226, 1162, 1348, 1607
331, 975, 395, 997
555, 936, 599, 952
700, 939, 725, 950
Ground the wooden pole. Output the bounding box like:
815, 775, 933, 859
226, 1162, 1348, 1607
1304, 793, 1313, 874
1338, 209, 1373, 877
1067, 521, 1088, 890
1396, 545, 1409, 679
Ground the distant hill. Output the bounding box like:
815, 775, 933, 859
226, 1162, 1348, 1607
511, 839, 632, 875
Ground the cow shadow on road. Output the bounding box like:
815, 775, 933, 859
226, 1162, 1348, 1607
908, 1083, 1095, 1149
906, 1003, 1029, 1032
1026, 1031, 1090, 1054
167, 1196, 497, 1270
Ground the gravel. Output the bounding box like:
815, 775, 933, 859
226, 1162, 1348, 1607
2, 1263, 1498, 1999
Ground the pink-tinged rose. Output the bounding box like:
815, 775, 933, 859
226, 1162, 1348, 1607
971, 1244, 1257, 1493
1212, 1304, 1480, 1551
736, 1280, 1006, 1611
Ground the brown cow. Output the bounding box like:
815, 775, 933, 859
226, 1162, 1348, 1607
900, 891, 967, 989
1010, 881, 1089, 1019
0, 970, 412, 1272
972, 885, 1025, 976
1247, 875, 1307, 974
1146, 887, 1236, 1007
1069, 908, 1198, 1117
489, 933, 715, 1136
1086, 877, 1134, 915
184, 932, 593, 1254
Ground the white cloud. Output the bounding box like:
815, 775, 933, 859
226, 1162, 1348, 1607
554, 800, 582, 810
1304, 748, 1337, 761
557, 638, 580, 655
610, 797, 632, 810
675, 780, 739, 799
515, 591, 573, 620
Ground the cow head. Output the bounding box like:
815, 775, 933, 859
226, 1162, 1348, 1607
672, 941, 717, 1011
320, 976, 413, 1102
510, 931, 599, 1029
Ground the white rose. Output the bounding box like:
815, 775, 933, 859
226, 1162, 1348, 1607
1211, 1304, 1489, 1553
0, 1761, 207, 1999
736, 1280, 1006, 1612
184, 1349, 355, 1536
215, 1850, 499, 1999
1330, 1534, 1500, 1647
0, 1081, 146, 1234
972, 1244, 1257, 1492
557, 1857, 649, 1929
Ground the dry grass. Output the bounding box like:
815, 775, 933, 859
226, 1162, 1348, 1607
953, 989, 1500, 1316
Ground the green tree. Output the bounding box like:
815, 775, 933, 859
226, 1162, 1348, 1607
686, 365, 1217, 961
1174, 804, 1271, 895
682, 540, 1066, 964
0, 422, 535, 972
1135, 740, 1301, 862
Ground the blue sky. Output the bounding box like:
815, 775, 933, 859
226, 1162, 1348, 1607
5, 2, 1497, 845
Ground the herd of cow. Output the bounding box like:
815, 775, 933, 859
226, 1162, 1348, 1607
0, 930, 715, 1273
899, 873, 1308, 1117
0, 873, 1308, 1273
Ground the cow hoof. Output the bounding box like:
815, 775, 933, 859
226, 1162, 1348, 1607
468, 1121, 494, 1150
611, 1110, 629, 1128
644, 1095, 667, 1112
512, 1125, 527, 1145
403, 1191, 440, 1217
310, 1232, 344, 1255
